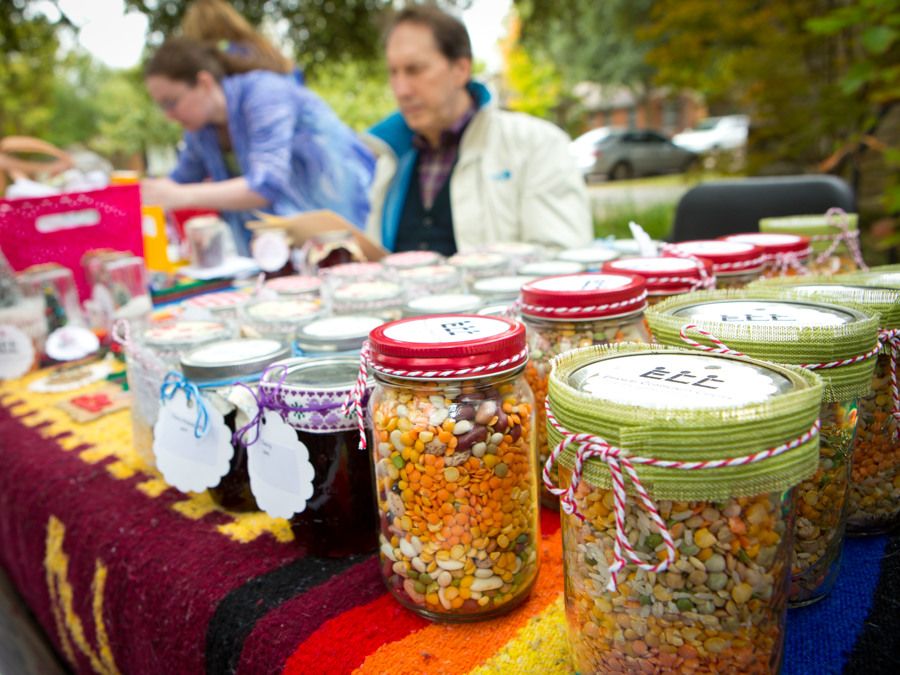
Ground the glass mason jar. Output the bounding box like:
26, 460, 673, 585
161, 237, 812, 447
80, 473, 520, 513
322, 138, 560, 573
720, 233, 811, 279
664, 240, 765, 289
603, 256, 715, 306
180, 338, 292, 511
402, 293, 484, 318
556, 247, 618, 271
647, 293, 879, 606
17, 263, 84, 330
184, 215, 228, 269
447, 252, 510, 288
485, 241, 545, 269
181, 290, 250, 321
259, 356, 378, 556
471, 276, 535, 306
332, 280, 405, 321
127, 319, 234, 466
241, 297, 324, 343
759, 212, 864, 275
396, 264, 465, 296
382, 250, 444, 271
294, 315, 384, 358
518, 260, 585, 277
518, 272, 652, 507
547, 345, 823, 675
264, 274, 322, 300
367, 314, 540, 621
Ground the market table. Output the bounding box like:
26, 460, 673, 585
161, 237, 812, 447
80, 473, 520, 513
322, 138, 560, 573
0, 364, 897, 675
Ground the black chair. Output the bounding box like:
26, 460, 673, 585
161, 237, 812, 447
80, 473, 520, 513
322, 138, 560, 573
670, 175, 856, 241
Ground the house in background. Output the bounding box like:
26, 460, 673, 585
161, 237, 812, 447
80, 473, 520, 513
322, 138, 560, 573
573, 82, 706, 136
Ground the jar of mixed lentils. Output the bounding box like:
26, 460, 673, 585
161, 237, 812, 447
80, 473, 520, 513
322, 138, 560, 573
518, 273, 652, 507
664, 240, 766, 289
402, 293, 484, 318
719, 233, 812, 278
294, 315, 383, 358
126, 319, 234, 466
331, 280, 405, 321
603, 256, 715, 305
258, 356, 378, 555
367, 314, 540, 621
241, 297, 323, 343
759, 211, 865, 276
546, 343, 823, 675
647, 291, 879, 605
178, 338, 291, 510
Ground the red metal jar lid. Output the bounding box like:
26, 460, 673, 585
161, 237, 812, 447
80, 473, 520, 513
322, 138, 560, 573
520, 272, 647, 320
719, 232, 812, 257
368, 314, 526, 379
664, 240, 765, 274
602, 257, 714, 294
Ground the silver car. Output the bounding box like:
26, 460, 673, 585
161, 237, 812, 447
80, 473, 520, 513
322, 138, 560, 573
570, 127, 697, 181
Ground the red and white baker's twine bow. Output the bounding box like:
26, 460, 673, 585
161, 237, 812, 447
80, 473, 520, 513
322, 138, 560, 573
878, 328, 900, 435
340, 342, 530, 450
639, 273, 716, 292
658, 246, 715, 288
814, 208, 869, 272
542, 400, 821, 592
770, 247, 813, 276
508, 290, 649, 319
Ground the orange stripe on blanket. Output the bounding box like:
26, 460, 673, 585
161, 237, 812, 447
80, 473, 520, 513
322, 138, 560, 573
352, 530, 564, 675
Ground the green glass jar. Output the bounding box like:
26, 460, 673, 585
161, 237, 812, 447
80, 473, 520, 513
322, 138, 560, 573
647, 291, 878, 606
547, 343, 823, 675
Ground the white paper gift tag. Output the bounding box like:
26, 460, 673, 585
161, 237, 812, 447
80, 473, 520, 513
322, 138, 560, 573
249, 410, 315, 519
153, 388, 234, 493
0, 325, 35, 380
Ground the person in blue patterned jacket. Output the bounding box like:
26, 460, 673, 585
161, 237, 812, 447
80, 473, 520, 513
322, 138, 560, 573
141, 38, 374, 255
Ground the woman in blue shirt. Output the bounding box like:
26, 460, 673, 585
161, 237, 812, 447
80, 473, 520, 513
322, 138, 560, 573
142, 38, 374, 254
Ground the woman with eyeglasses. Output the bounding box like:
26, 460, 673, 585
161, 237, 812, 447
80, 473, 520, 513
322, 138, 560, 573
141, 37, 374, 255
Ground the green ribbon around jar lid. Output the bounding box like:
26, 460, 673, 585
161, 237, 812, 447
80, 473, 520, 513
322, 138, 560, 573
747, 275, 900, 329
646, 288, 880, 403
547, 342, 823, 502
839, 264, 900, 291
759, 212, 859, 255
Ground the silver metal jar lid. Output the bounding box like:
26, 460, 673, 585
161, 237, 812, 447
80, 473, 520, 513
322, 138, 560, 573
568, 351, 796, 410
671, 299, 860, 327
295, 315, 384, 353
180, 338, 291, 382
263, 355, 364, 392
403, 293, 484, 317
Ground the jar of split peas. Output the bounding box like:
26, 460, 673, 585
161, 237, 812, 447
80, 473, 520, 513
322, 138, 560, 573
368, 314, 540, 621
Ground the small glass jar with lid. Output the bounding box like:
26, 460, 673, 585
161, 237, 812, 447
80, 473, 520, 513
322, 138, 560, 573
294, 315, 384, 358
319, 261, 386, 301
17, 263, 84, 331
382, 250, 444, 271
126, 319, 234, 466
485, 241, 545, 268
547, 343, 823, 675
447, 252, 510, 287
181, 290, 251, 321
184, 215, 228, 269
603, 256, 715, 305
396, 264, 464, 296
258, 356, 378, 555
367, 314, 540, 621
241, 297, 323, 343
751, 272, 900, 535
720, 233, 812, 278
264, 275, 322, 300
402, 293, 484, 318
517, 260, 585, 277
759, 212, 865, 275
518, 273, 652, 507
664, 240, 765, 288
471, 276, 534, 306
556, 247, 618, 271
332, 280, 404, 320
647, 292, 879, 605
179, 338, 292, 511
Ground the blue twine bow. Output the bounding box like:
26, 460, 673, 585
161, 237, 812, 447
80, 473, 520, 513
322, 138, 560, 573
159, 371, 210, 439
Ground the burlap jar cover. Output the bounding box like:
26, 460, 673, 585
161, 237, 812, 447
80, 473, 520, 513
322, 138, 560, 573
545, 343, 823, 675
646, 290, 879, 605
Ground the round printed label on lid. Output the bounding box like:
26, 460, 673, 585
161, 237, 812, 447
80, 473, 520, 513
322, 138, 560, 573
383, 315, 509, 344
569, 352, 795, 410
529, 273, 632, 292
672, 300, 857, 327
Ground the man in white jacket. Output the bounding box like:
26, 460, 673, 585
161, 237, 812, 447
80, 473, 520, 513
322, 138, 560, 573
364, 5, 592, 256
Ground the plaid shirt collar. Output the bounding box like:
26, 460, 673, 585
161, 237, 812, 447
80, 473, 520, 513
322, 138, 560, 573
411, 101, 477, 152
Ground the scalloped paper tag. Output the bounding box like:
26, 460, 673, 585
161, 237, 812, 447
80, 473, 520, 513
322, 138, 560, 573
153, 389, 234, 493
248, 411, 315, 519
